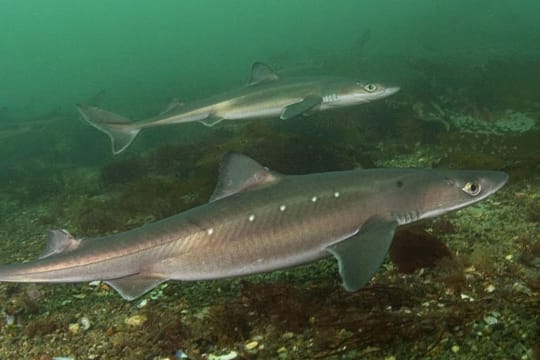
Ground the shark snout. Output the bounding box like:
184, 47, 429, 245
484, 171, 509, 194
383, 86, 400, 96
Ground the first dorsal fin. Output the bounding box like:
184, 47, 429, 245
248, 62, 279, 86
39, 229, 82, 259
158, 98, 184, 116
210, 153, 281, 202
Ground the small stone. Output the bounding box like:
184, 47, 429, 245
80, 317, 91, 330
124, 314, 147, 327
451, 345, 460, 353
5, 315, 15, 326
282, 332, 294, 340
68, 323, 80, 334
137, 299, 148, 309
176, 350, 189, 359
208, 351, 238, 360
245, 340, 259, 350
88, 280, 101, 287
484, 284, 496, 293
512, 282, 532, 296
484, 315, 498, 326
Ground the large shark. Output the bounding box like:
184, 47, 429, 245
0, 154, 507, 300
76, 63, 399, 154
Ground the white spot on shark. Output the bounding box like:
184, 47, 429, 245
311, 196, 318, 202
248, 214, 256, 222
207, 228, 214, 236
334, 191, 340, 198
279, 205, 286, 211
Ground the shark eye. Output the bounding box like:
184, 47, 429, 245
462, 182, 481, 196
364, 84, 377, 92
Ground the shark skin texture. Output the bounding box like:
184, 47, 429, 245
76, 62, 400, 154
0, 154, 507, 300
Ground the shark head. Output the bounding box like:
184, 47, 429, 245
406, 169, 509, 222
322, 80, 400, 107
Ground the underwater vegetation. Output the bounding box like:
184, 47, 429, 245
390, 226, 453, 274
0, 56, 538, 359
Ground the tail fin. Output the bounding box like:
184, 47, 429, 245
76, 104, 141, 154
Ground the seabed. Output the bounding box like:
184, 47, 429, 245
0, 58, 539, 359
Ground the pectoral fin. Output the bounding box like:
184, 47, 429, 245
326, 217, 397, 291
280, 95, 322, 120
106, 274, 167, 301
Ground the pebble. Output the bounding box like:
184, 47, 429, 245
512, 282, 532, 296
175, 350, 189, 359
282, 332, 294, 340
208, 351, 238, 360
5, 315, 15, 326
124, 314, 147, 327
484, 312, 499, 326
68, 323, 80, 334
137, 299, 148, 309
451, 345, 460, 353
484, 284, 496, 293
245, 340, 259, 350
80, 317, 91, 330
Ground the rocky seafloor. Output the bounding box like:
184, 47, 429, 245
0, 59, 539, 360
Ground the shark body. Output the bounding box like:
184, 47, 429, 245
0, 154, 507, 300
76, 63, 399, 154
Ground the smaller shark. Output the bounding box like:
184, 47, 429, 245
76, 62, 399, 154
0, 154, 506, 301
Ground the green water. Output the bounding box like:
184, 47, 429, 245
0, 2, 539, 359
1, 1, 539, 116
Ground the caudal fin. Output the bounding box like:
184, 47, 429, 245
76, 104, 141, 154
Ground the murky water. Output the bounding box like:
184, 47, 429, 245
0, 2, 538, 359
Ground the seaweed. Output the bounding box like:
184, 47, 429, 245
204, 303, 252, 345
519, 238, 540, 268
390, 226, 453, 274
100, 156, 146, 186
238, 281, 323, 333
25, 316, 64, 337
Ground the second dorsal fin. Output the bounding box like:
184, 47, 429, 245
210, 153, 281, 202
39, 229, 82, 259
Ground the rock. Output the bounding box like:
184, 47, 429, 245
208, 351, 238, 360
68, 323, 80, 334
80, 317, 91, 330
245, 340, 259, 351
124, 314, 147, 327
